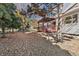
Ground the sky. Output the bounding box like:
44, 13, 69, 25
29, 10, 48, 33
15, 3, 71, 20
15, 3, 71, 11
62, 3, 71, 12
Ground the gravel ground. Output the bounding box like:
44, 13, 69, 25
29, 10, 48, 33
38, 32, 79, 56
0, 32, 71, 56
57, 38, 79, 56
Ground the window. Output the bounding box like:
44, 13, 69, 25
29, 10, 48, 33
65, 16, 72, 24
72, 14, 78, 23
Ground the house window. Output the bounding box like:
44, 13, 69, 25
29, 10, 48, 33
72, 14, 78, 23
65, 16, 72, 24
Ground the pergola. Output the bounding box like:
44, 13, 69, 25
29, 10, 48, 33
38, 17, 55, 23
37, 3, 63, 42
38, 17, 56, 32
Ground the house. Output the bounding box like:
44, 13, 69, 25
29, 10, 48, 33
61, 3, 79, 35
38, 17, 56, 32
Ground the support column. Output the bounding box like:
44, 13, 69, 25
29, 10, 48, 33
38, 22, 39, 31
42, 22, 45, 32
55, 4, 63, 42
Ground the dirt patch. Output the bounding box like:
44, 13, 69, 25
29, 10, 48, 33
0, 32, 71, 56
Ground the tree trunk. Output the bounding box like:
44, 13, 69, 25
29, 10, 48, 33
12, 28, 14, 32
1, 27, 6, 38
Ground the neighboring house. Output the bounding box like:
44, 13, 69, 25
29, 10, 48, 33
61, 3, 79, 35
38, 17, 56, 32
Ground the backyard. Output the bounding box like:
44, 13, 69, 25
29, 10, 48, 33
0, 32, 79, 56
0, 3, 79, 56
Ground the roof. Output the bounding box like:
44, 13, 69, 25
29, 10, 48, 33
38, 17, 55, 23
59, 3, 79, 17
63, 3, 77, 15
63, 3, 77, 13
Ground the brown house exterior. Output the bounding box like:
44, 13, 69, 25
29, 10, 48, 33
38, 17, 57, 33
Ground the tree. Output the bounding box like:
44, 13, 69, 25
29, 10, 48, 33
16, 9, 27, 27
9, 13, 21, 32
0, 4, 12, 37
0, 4, 21, 38
27, 3, 58, 17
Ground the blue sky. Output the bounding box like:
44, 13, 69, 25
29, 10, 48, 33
62, 3, 71, 12
15, 3, 71, 12
15, 3, 71, 20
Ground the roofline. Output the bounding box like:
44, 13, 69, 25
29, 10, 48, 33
63, 3, 77, 14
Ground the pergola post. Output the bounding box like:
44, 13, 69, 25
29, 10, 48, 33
55, 4, 63, 42
37, 22, 39, 31
42, 22, 44, 32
